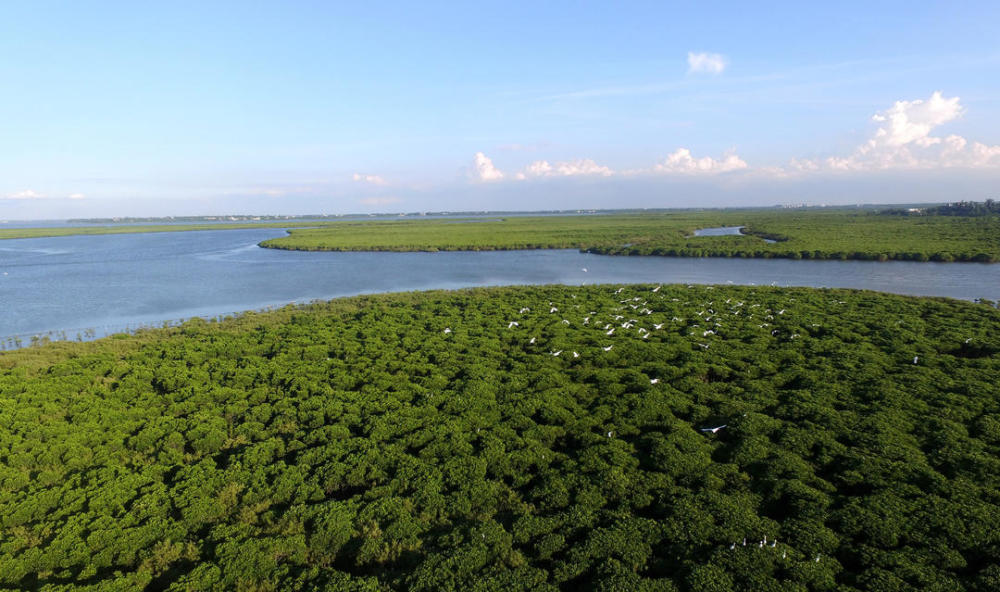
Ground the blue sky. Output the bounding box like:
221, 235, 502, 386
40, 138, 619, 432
2, 1, 999, 218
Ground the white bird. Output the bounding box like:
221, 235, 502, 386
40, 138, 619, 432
642, 333, 650, 339
583, 316, 590, 324
730, 543, 736, 550
650, 378, 659, 384
782, 551, 787, 559
581, 268, 587, 272
965, 337, 973, 344
551, 350, 562, 356
573, 351, 579, 358
443, 328, 452, 334
507, 321, 519, 329
652, 285, 661, 292
815, 554, 820, 562
602, 345, 613, 351
519, 307, 530, 313
913, 356, 919, 364
615, 288, 624, 294
529, 337, 536, 344
606, 328, 615, 336
697, 343, 709, 349
699, 424, 727, 433
550, 307, 558, 313
653, 323, 664, 330
703, 330, 715, 336
614, 315, 624, 320
606, 431, 613, 438
562, 319, 570, 325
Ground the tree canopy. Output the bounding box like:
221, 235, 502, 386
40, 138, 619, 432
1, 285, 998, 590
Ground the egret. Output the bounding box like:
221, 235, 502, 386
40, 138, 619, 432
913, 356, 919, 364
730, 543, 736, 550
583, 317, 590, 324
443, 328, 452, 334
697, 343, 710, 349
602, 345, 613, 351
529, 337, 536, 344
699, 424, 727, 433
562, 319, 570, 325
519, 307, 530, 313
606, 431, 613, 438
782, 550, 787, 559
508, 321, 519, 329
550, 307, 558, 313
654, 323, 664, 330
573, 351, 579, 358
551, 350, 562, 356
650, 378, 659, 384
652, 285, 661, 292
606, 328, 615, 336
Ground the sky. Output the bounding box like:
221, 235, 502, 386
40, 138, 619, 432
2, 1, 999, 219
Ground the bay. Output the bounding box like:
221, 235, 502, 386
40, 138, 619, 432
1, 228, 997, 344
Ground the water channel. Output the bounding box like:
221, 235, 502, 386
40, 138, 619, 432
1, 228, 997, 344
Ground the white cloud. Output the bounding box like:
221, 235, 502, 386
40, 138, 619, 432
68, 193, 86, 200
3, 189, 46, 200
352, 173, 387, 185
791, 92, 1000, 172
652, 148, 748, 174
687, 52, 727, 74
517, 159, 614, 179
359, 196, 401, 206
470, 152, 504, 182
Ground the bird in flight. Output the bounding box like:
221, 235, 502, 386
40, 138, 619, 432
699, 425, 727, 433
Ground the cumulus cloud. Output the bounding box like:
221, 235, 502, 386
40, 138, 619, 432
517, 159, 614, 179
687, 52, 727, 74
652, 148, 749, 174
359, 196, 401, 206
470, 152, 504, 182
352, 173, 387, 185
3, 189, 46, 200
792, 92, 1000, 172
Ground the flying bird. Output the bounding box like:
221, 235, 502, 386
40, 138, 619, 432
443, 328, 451, 334
699, 424, 727, 433
602, 345, 613, 351
507, 321, 519, 329
551, 350, 562, 356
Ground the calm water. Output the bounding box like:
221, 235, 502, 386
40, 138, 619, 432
1, 228, 997, 343
694, 225, 776, 243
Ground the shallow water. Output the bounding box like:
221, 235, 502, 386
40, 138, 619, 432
0, 228, 997, 344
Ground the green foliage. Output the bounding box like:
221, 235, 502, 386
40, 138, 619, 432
258, 209, 1000, 263
1, 284, 999, 590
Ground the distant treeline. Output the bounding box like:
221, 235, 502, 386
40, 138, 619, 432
881, 199, 1000, 217
261, 210, 1000, 263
